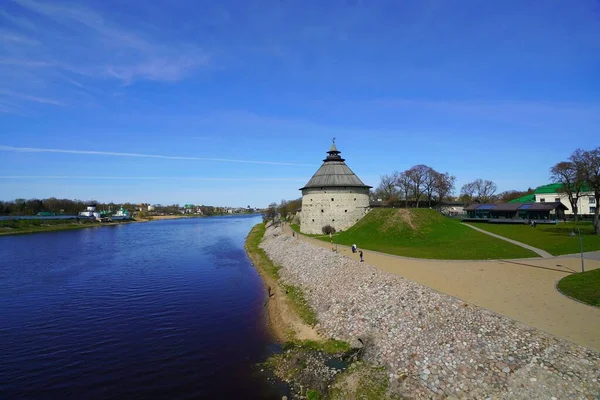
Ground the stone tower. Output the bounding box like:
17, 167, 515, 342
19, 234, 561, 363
299, 140, 372, 234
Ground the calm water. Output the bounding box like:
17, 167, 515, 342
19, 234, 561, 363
0, 215, 284, 399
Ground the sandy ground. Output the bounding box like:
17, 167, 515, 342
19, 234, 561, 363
245, 229, 319, 343
285, 224, 600, 351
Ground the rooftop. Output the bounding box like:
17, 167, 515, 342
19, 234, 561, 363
300, 140, 372, 190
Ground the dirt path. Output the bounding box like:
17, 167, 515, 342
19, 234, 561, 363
285, 224, 600, 351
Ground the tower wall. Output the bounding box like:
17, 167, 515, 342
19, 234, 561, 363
300, 187, 370, 234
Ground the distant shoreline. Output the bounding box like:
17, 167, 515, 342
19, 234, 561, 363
0, 213, 261, 237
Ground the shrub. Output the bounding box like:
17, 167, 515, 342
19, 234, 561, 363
322, 225, 336, 235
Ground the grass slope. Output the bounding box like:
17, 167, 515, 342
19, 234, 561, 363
324, 209, 536, 260
466, 221, 600, 256
557, 269, 600, 307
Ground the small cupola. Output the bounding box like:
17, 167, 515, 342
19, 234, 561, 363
324, 138, 345, 162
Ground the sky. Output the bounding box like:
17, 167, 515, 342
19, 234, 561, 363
1, 0, 599, 207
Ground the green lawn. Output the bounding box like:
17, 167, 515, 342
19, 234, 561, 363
557, 269, 600, 307
309, 209, 537, 260
465, 221, 600, 256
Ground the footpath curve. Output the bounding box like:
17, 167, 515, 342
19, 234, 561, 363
284, 224, 600, 351
462, 223, 553, 258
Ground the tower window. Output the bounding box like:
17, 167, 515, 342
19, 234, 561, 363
345, 210, 347, 213
332, 219, 335, 222
312, 219, 314, 222
321, 209, 324, 213
354, 198, 356, 201
331, 198, 334, 201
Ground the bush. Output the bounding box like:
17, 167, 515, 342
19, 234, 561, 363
322, 225, 336, 235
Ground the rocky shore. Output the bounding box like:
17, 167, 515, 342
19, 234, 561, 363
260, 225, 600, 399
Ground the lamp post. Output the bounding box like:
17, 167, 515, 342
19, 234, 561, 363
569, 228, 585, 273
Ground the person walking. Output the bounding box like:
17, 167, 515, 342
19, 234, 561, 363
351, 244, 357, 253
359, 250, 364, 262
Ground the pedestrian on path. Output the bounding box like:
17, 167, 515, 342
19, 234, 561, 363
352, 244, 357, 253
359, 250, 364, 262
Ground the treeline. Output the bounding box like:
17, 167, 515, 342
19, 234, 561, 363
0, 198, 122, 216
373, 165, 456, 207
0, 198, 236, 217
262, 198, 302, 223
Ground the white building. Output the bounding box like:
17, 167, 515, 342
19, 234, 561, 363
78, 204, 101, 218
299, 141, 372, 234
525, 184, 596, 216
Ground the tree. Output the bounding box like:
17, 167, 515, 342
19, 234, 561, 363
571, 147, 600, 234
460, 182, 476, 204
262, 202, 278, 225
550, 161, 584, 220
497, 189, 534, 203
278, 200, 289, 221
432, 171, 456, 207
422, 167, 438, 207
285, 198, 302, 218
395, 171, 412, 208
374, 172, 399, 203
405, 164, 430, 207
461, 179, 497, 203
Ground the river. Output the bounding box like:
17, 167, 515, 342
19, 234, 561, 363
0, 215, 285, 399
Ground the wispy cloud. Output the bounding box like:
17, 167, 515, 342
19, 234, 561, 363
0, 175, 306, 181
0, 90, 64, 106
0, 146, 314, 167
0, 0, 210, 111
11, 0, 209, 83
0, 31, 38, 45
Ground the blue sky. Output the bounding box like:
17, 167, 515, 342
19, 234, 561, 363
1, 0, 599, 207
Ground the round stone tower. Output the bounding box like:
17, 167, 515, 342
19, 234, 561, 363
299, 140, 372, 234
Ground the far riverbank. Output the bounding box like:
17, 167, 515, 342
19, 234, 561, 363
0, 213, 260, 236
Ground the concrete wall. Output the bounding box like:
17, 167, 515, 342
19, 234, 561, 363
536, 192, 596, 215
300, 187, 370, 234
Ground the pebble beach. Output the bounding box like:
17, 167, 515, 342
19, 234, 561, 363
260, 225, 600, 399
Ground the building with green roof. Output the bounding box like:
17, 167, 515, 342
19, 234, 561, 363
509, 183, 596, 216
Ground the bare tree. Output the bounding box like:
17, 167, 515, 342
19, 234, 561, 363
375, 172, 399, 203
405, 164, 430, 207
423, 167, 437, 207
432, 172, 456, 207
395, 171, 412, 208
460, 181, 477, 204
461, 179, 497, 203
571, 147, 600, 234
262, 202, 278, 225
550, 161, 584, 220
278, 200, 289, 221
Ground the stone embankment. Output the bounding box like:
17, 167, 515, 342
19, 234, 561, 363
260, 225, 600, 399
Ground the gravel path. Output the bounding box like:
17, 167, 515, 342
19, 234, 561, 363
261, 226, 600, 399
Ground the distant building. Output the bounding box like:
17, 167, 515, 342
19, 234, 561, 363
465, 202, 567, 220
299, 140, 372, 234
509, 183, 596, 216
79, 204, 101, 218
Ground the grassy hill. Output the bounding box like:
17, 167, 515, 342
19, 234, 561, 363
323, 208, 537, 260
